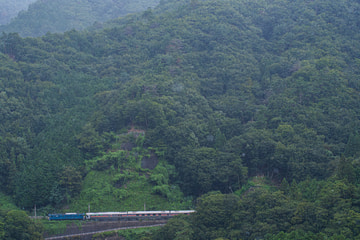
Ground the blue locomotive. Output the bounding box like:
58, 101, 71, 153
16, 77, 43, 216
48, 213, 85, 220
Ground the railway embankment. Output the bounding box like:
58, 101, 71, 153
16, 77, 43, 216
44, 220, 166, 240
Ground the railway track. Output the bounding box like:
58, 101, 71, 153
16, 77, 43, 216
45, 223, 165, 240
44, 220, 166, 240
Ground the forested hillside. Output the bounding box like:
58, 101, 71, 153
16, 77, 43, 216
1, 0, 360, 239
0, 0, 36, 25
0, 0, 160, 37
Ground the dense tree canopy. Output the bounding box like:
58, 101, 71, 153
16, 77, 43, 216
0, 0, 360, 238
0, 0, 36, 25
0, 0, 160, 37
0, 210, 43, 240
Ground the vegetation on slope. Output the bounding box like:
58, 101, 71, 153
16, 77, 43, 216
0, 0, 360, 238
0, 0, 160, 37
0, 0, 36, 25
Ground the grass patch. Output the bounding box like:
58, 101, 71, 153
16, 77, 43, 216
42, 220, 71, 236
67, 140, 193, 213
69, 169, 192, 212
42, 219, 84, 236
69, 147, 193, 212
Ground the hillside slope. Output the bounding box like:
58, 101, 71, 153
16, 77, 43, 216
1, 0, 360, 238
0, 0, 36, 25
0, 0, 160, 37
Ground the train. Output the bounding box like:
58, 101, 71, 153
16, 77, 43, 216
48, 210, 195, 221
48, 213, 85, 220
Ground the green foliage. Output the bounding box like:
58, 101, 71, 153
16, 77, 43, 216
92, 230, 118, 239
118, 227, 160, 240
192, 192, 240, 240
59, 166, 83, 203
344, 133, 360, 157
76, 123, 104, 159
336, 155, 356, 183
1, 210, 43, 240
176, 147, 247, 196
71, 146, 192, 211
42, 219, 77, 236
156, 178, 360, 240
0, 0, 160, 37
0, 0, 36, 25
0, 193, 17, 212
153, 215, 193, 240
0, 0, 360, 238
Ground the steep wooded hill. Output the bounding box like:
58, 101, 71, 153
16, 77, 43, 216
0, 0, 36, 25
1, 0, 360, 238
0, 0, 160, 37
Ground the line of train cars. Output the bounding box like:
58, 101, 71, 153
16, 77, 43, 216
48, 210, 195, 221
